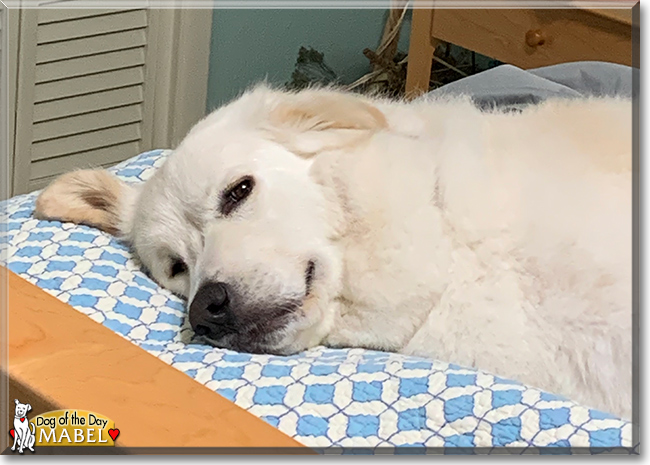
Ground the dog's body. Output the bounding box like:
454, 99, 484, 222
317, 97, 632, 420
12, 399, 35, 453
35, 86, 632, 419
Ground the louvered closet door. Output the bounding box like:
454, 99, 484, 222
13, 8, 161, 194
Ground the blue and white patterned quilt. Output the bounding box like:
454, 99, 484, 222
0, 150, 634, 453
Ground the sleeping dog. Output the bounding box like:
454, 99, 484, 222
34, 85, 632, 419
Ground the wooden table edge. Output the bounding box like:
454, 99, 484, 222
1, 266, 312, 453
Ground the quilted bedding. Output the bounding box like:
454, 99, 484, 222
1, 149, 634, 453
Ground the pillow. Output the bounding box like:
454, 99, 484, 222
426, 61, 635, 110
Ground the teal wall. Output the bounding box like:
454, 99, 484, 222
206, 9, 410, 111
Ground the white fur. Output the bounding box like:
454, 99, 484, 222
316, 96, 632, 420
38, 85, 632, 419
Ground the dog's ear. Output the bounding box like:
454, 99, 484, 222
14, 399, 19, 405
34, 169, 137, 237
265, 88, 388, 157
26, 404, 32, 412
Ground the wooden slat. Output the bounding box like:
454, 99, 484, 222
31, 122, 142, 161
37, 9, 147, 44
34, 85, 144, 122
101, 160, 126, 169
38, 8, 125, 25
36, 47, 146, 84
28, 155, 129, 192
27, 174, 59, 192
4, 268, 310, 450
37, 28, 147, 64
36, 0, 79, 5
34, 67, 144, 103
29, 140, 141, 180
33, 104, 143, 142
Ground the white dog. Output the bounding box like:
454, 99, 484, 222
12, 399, 35, 453
34, 85, 632, 419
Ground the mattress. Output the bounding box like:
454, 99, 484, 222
1, 149, 634, 453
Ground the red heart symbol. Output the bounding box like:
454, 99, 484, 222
108, 428, 120, 441
20, 418, 25, 423
9, 429, 15, 439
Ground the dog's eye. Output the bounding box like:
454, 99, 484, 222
170, 259, 187, 278
221, 176, 255, 215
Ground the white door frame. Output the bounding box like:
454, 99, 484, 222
150, 8, 213, 149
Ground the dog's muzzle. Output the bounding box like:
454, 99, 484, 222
188, 280, 303, 353
189, 281, 238, 340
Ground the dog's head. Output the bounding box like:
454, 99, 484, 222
14, 399, 31, 418
34, 85, 387, 354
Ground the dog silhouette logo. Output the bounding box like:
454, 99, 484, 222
10, 399, 36, 454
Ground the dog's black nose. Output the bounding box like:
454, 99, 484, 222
189, 282, 237, 339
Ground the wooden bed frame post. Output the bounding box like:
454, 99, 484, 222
405, 8, 437, 99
